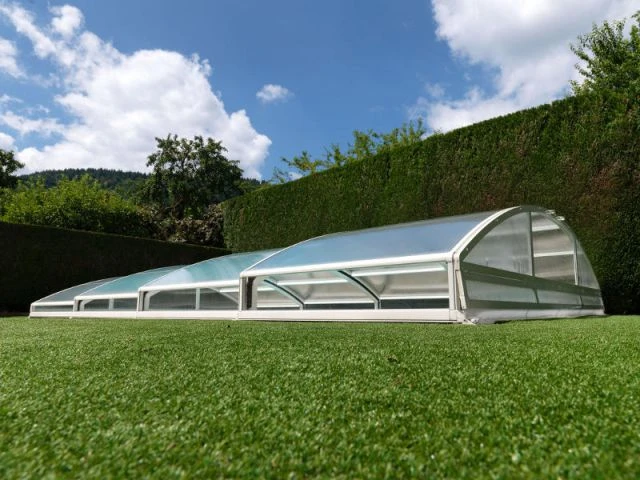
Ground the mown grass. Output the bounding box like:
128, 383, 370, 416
1, 316, 639, 479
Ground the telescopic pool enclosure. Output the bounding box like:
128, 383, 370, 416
30, 206, 605, 323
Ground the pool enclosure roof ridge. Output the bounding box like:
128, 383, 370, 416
242, 207, 519, 277
139, 249, 281, 291
75, 265, 183, 299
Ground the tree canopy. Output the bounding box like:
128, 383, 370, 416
1, 176, 150, 237
571, 11, 640, 103
272, 120, 426, 183
142, 134, 243, 220
0, 149, 24, 188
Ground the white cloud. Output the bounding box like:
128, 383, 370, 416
0, 3, 271, 178
414, 0, 639, 133
257, 84, 293, 104
0, 111, 64, 136
423, 82, 445, 99
0, 37, 22, 77
0, 131, 14, 149
50, 5, 83, 39
0, 3, 57, 59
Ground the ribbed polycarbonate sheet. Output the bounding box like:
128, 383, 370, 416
245, 212, 496, 274
143, 250, 280, 289
80, 266, 182, 296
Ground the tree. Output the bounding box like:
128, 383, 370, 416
0, 149, 24, 188
1, 176, 151, 236
272, 119, 426, 183
142, 135, 243, 220
272, 151, 330, 183
571, 11, 640, 101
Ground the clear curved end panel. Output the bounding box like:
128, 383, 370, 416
531, 213, 575, 284
463, 212, 532, 275
459, 207, 603, 316
576, 242, 599, 289
246, 212, 497, 274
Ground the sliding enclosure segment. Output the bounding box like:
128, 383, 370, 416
239, 210, 502, 322
74, 266, 182, 313
136, 250, 280, 317
30, 277, 119, 316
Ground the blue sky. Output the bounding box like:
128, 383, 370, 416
0, 1, 637, 179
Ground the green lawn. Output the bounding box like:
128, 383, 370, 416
1, 316, 639, 479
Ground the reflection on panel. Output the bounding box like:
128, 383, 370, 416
253, 264, 452, 310
581, 295, 604, 307
576, 243, 599, 288
113, 298, 137, 310
200, 289, 237, 310
254, 284, 300, 310
532, 213, 575, 283
466, 280, 537, 303
349, 262, 449, 301
146, 289, 197, 310
380, 298, 449, 309
80, 299, 110, 311
537, 290, 581, 306
265, 271, 373, 307
31, 304, 73, 312
464, 213, 532, 275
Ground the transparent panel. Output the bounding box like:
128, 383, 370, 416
82, 266, 181, 296
537, 290, 581, 306
350, 262, 449, 300
254, 284, 300, 310
267, 271, 373, 306
31, 303, 73, 312
113, 298, 137, 311
144, 250, 279, 288
465, 280, 537, 303
33, 278, 118, 304
304, 303, 375, 310
581, 295, 604, 307
247, 211, 496, 273
532, 213, 575, 283
146, 289, 197, 310
464, 213, 532, 275
576, 242, 599, 289
81, 299, 110, 311
381, 298, 449, 309
200, 289, 237, 310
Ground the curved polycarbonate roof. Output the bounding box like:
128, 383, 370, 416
78, 266, 182, 297
33, 277, 119, 304
245, 211, 497, 274
141, 250, 280, 289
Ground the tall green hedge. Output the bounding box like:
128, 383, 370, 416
222, 95, 640, 314
0, 222, 229, 313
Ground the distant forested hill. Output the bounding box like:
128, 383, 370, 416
19, 168, 149, 199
